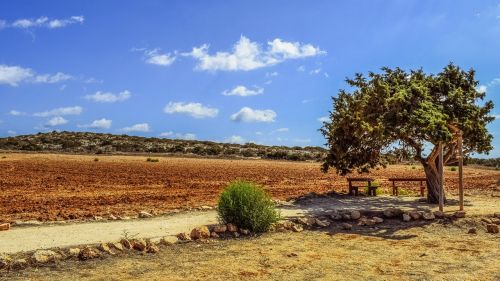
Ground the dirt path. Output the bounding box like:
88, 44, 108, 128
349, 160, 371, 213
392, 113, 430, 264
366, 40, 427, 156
2, 195, 497, 254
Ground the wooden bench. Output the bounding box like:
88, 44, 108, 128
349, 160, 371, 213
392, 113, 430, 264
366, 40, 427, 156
388, 177, 427, 197
347, 177, 378, 196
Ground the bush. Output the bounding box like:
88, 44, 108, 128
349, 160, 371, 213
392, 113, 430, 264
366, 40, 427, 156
217, 181, 280, 232
93, 158, 99, 162
146, 157, 159, 162
449, 166, 457, 171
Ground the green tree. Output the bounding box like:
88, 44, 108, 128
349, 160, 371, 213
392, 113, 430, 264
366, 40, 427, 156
320, 64, 494, 203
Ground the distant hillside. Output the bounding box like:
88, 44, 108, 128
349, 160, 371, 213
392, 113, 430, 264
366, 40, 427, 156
0, 131, 327, 161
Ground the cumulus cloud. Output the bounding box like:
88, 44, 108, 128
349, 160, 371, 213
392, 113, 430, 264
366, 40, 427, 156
222, 85, 264, 97
8, 110, 26, 116
33, 106, 83, 117
230, 107, 276, 123
159, 131, 196, 140
121, 123, 150, 132
85, 90, 131, 103
184, 36, 325, 72
0, 64, 71, 86
224, 135, 246, 144
79, 118, 112, 129
46, 116, 68, 126
6, 16, 84, 29
164, 102, 218, 118
317, 116, 329, 123
132, 48, 176, 66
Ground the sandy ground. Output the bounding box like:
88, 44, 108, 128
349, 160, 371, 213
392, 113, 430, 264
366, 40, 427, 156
1, 152, 499, 222
3, 214, 499, 281
1, 194, 497, 254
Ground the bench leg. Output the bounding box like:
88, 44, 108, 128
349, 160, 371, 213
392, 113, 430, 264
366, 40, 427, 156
348, 182, 353, 196
392, 181, 396, 196
420, 181, 425, 197
354, 187, 358, 196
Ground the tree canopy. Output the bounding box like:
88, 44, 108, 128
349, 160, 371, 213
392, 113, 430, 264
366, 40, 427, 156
320, 63, 494, 202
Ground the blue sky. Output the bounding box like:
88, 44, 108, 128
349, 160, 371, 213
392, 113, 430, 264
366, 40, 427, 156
1, 1, 500, 155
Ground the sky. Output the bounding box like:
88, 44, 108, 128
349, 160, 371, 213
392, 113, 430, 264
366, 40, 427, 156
1, 1, 500, 155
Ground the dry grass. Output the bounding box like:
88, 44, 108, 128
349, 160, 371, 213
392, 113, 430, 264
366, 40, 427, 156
4, 218, 499, 281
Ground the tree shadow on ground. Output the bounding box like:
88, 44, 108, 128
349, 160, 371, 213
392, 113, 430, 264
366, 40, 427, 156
280, 193, 468, 241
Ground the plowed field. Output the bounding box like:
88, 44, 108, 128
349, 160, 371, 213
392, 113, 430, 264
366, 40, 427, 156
0, 153, 498, 222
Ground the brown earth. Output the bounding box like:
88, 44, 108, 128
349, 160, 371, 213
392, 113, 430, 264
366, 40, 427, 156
1, 153, 499, 222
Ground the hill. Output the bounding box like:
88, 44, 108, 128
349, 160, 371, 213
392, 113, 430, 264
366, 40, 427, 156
0, 131, 327, 161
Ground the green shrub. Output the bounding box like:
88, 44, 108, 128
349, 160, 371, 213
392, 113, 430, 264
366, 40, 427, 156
411, 165, 416, 170
93, 158, 99, 162
449, 166, 457, 171
217, 181, 280, 232
146, 157, 159, 162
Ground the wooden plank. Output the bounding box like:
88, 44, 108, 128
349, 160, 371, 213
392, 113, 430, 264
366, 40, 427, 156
458, 133, 464, 211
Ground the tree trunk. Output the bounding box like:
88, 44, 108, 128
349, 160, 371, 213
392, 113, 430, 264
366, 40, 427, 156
423, 163, 446, 204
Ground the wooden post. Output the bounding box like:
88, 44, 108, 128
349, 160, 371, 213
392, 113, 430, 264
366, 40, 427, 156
458, 132, 464, 211
438, 142, 444, 212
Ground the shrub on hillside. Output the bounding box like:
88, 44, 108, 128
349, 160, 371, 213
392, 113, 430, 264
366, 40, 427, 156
217, 181, 280, 232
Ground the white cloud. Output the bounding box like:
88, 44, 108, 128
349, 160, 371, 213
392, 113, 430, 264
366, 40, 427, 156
159, 131, 196, 140
266, 71, 278, 77
224, 135, 246, 144
164, 102, 218, 118
7, 16, 84, 29
297, 65, 306, 72
85, 90, 131, 103
121, 123, 150, 133
145, 49, 176, 66
0, 65, 33, 86
46, 116, 68, 126
324, 72, 329, 78
222, 85, 264, 97
0, 20, 6, 30
477, 85, 487, 93
7, 130, 16, 135
264, 80, 272, 85
255, 131, 263, 135
309, 68, 321, 75
275, 128, 289, 132
184, 36, 325, 72
34, 106, 83, 117
318, 116, 329, 123
84, 77, 103, 84
34, 72, 72, 83
79, 118, 112, 129
8, 110, 25, 116
230, 107, 276, 123
0, 64, 71, 86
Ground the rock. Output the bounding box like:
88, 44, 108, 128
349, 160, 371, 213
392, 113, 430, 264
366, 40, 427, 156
329, 213, 343, 220
146, 244, 160, 253
454, 211, 466, 218
200, 205, 212, 210
93, 216, 104, 221
276, 220, 294, 230
315, 219, 331, 228
297, 217, 316, 227
227, 223, 238, 232
212, 224, 227, 233
12, 259, 28, 270
291, 224, 303, 232
384, 208, 402, 218
0, 223, 10, 231
120, 238, 132, 249
402, 213, 411, 222
190, 226, 211, 240
481, 218, 493, 224
342, 214, 351, 220
109, 242, 124, 251
78, 247, 100, 260
409, 211, 421, 220
176, 232, 191, 241
423, 212, 435, 220
139, 211, 153, 218
131, 239, 147, 251
492, 218, 500, 225
365, 219, 376, 226
68, 248, 81, 257
341, 223, 353, 230
97, 243, 114, 255
493, 212, 500, 219
486, 224, 499, 234
32, 250, 61, 263
350, 210, 361, 220
117, 216, 131, 220
160, 236, 179, 245
210, 232, 220, 238
0, 254, 11, 269
108, 214, 117, 220
433, 211, 445, 218
240, 229, 250, 235
468, 228, 477, 234
232, 232, 240, 238
373, 217, 384, 223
